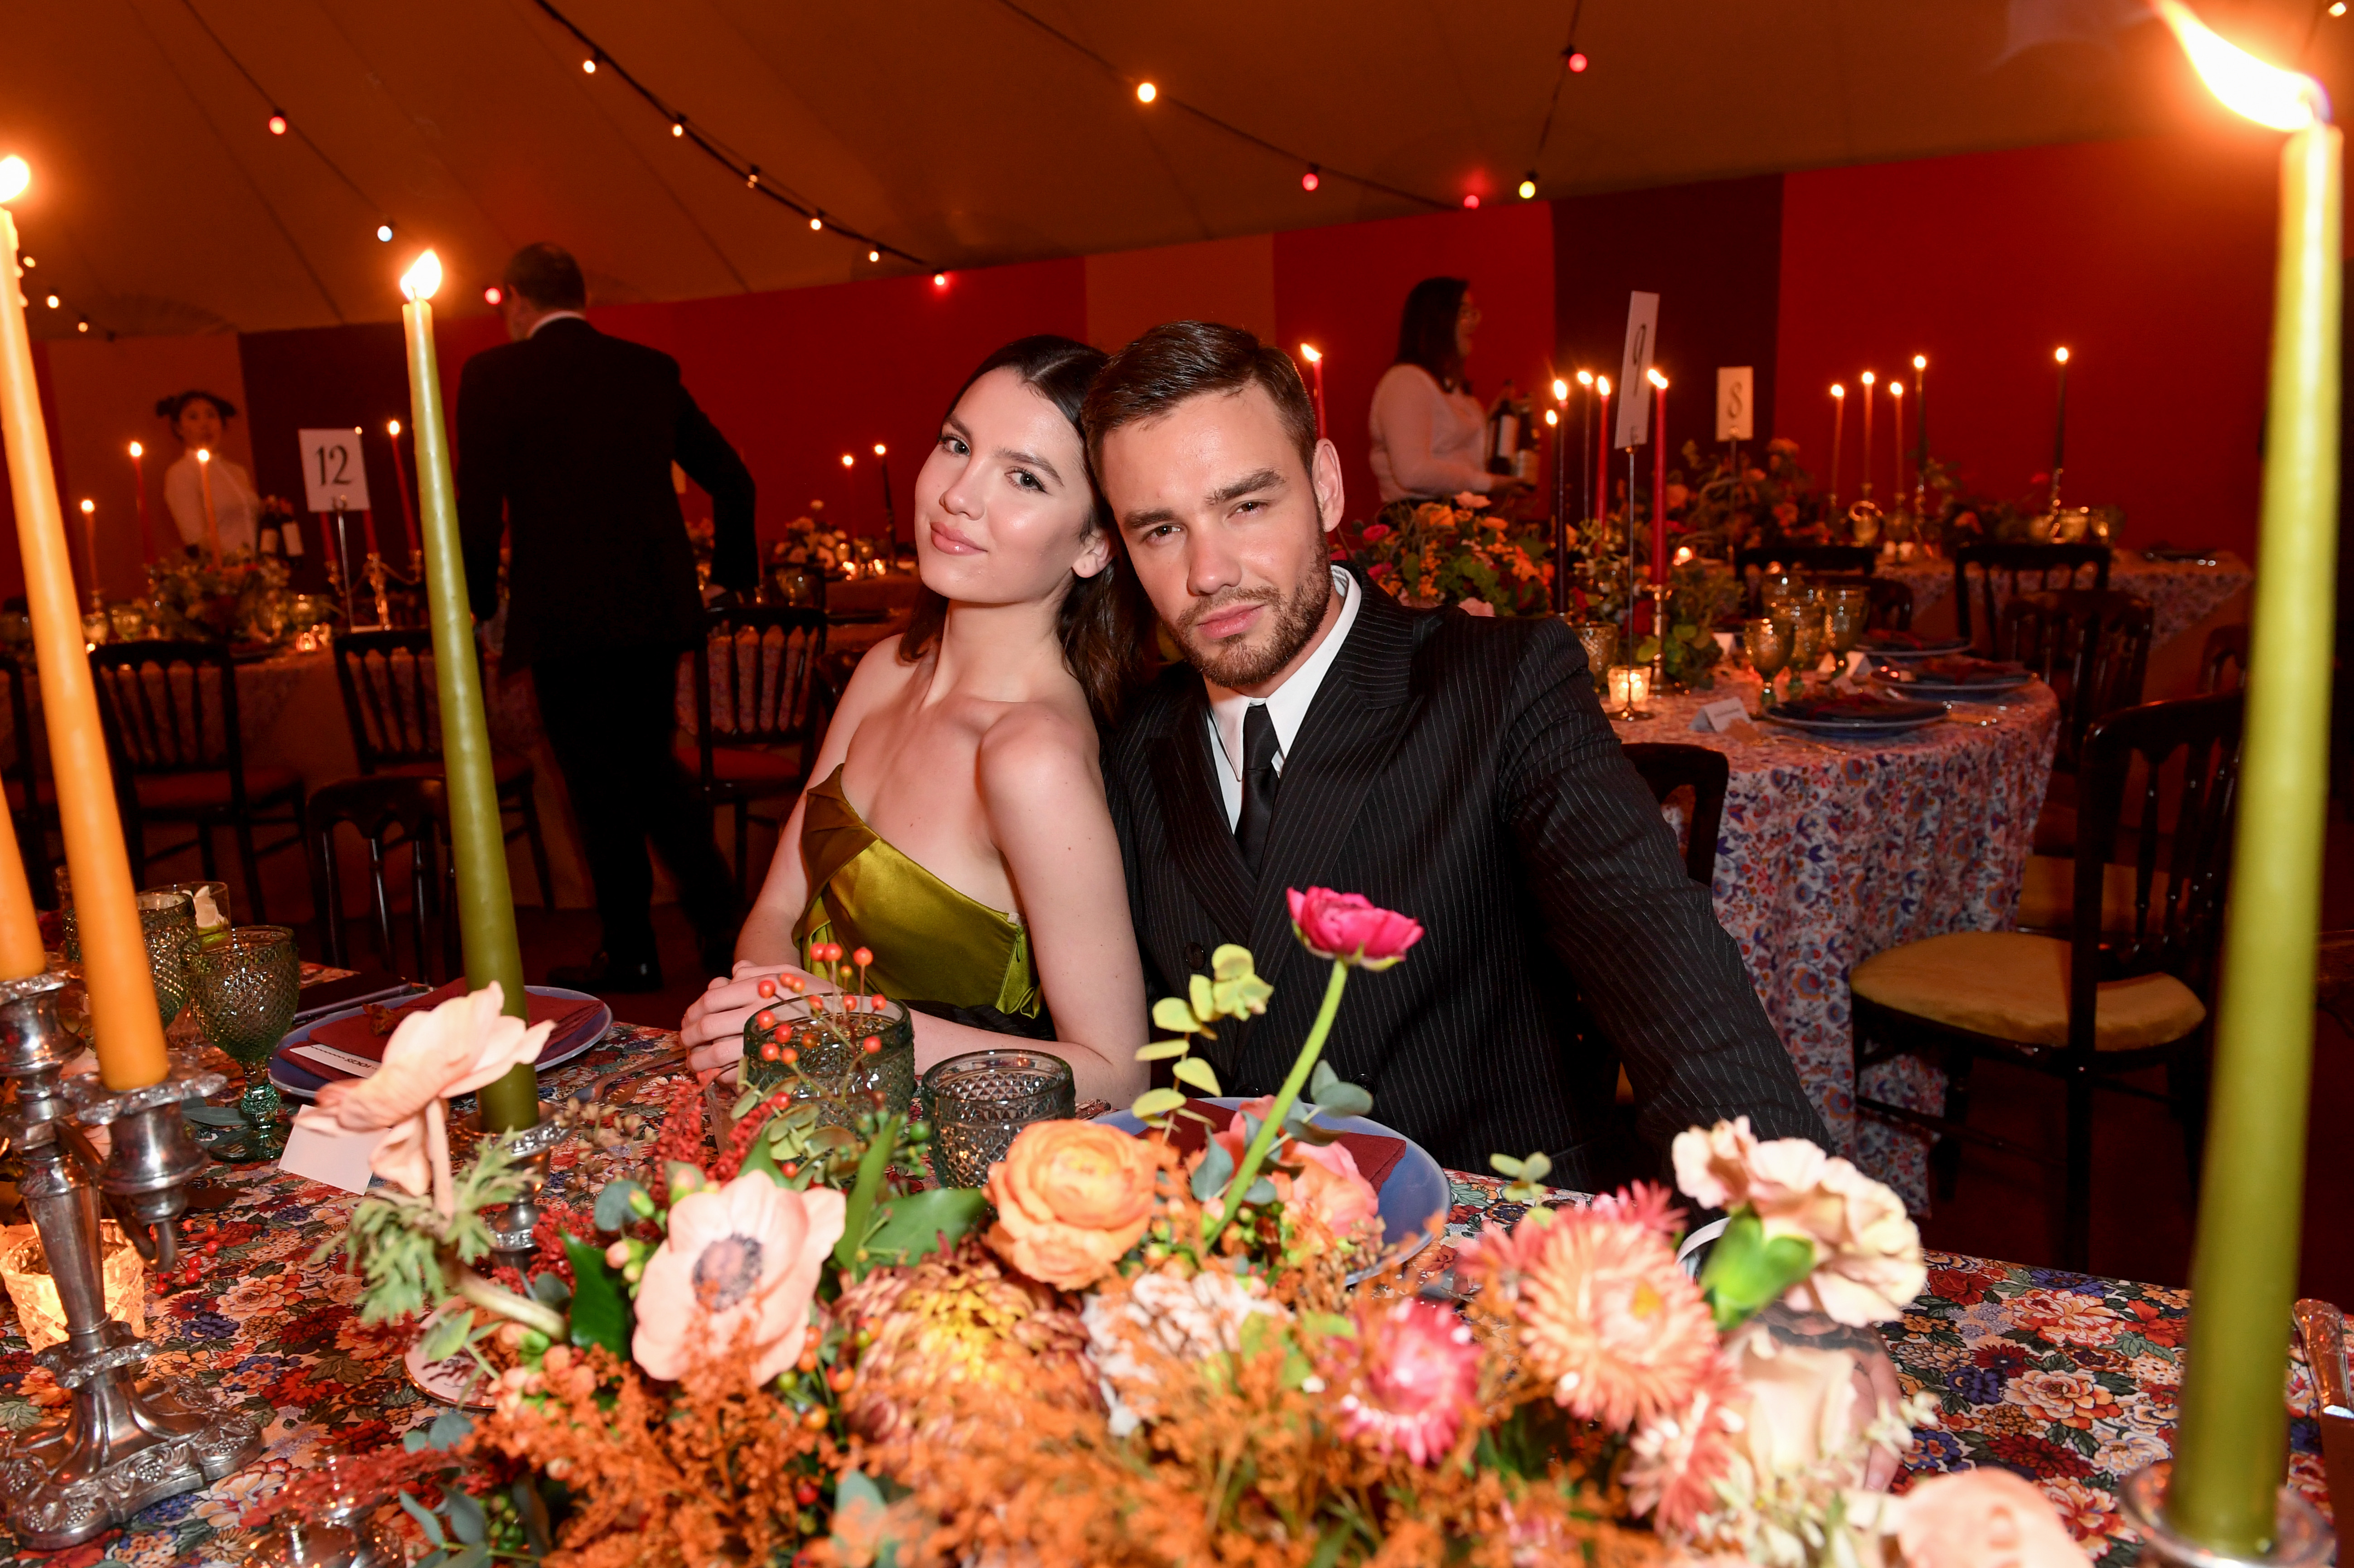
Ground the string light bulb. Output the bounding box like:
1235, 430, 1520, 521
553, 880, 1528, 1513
18, 256, 30, 268
1462, 193, 1481, 209
1568, 50, 1590, 72
1135, 81, 1157, 103
1302, 165, 1320, 192
582, 57, 597, 73
376, 223, 394, 242
810, 216, 823, 231
747, 166, 760, 189
868, 248, 880, 261
0, 157, 29, 205
1544, 408, 1559, 427
2334, 3, 2347, 17
933, 272, 947, 287
268, 111, 288, 136
75, 319, 86, 334
1518, 173, 1538, 199
672, 119, 685, 137
43, 295, 57, 309
484, 286, 502, 305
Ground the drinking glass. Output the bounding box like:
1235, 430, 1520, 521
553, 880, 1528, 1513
152, 881, 232, 949
742, 996, 917, 1126
1571, 621, 1618, 697
1825, 588, 1872, 660
137, 890, 198, 1027
1788, 613, 1826, 686
920, 1049, 1078, 1189
184, 925, 301, 1162
1743, 617, 1791, 709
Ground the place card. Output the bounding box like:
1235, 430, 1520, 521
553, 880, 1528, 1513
1690, 696, 1752, 733
289, 1042, 382, 1079
278, 1120, 384, 1194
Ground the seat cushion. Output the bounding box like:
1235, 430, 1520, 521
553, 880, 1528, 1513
1850, 931, 2204, 1051
132, 765, 303, 813
380, 750, 533, 788
676, 741, 807, 789
2015, 856, 2174, 934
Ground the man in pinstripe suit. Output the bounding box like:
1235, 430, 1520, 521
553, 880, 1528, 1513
1085, 322, 1827, 1183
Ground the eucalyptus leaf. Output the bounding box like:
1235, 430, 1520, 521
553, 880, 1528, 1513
1131, 1088, 1186, 1119
1190, 1138, 1235, 1201
1150, 997, 1200, 1036
1135, 1040, 1191, 1061
1310, 1060, 1338, 1096
1312, 1081, 1372, 1118
530, 1272, 573, 1309
447, 1488, 486, 1545
1490, 1153, 1526, 1178
1188, 973, 1216, 1021
399, 1491, 446, 1549
1170, 1056, 1221, 1095
593, 1180, 647, 1234
1243, 1177, 1276, 1205
427, 1408, 473, 1451
418, 1311, 471, 1365
443, 1546, 490, 1568
1210, 944, 1256, 981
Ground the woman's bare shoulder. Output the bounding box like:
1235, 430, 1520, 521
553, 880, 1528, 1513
974, 694, 1104, 806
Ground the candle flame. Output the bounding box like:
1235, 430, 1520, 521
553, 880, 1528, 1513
1832, 383, 1846, 397
400, 249, 443, 301
1861, 370, 1876, 386
1889, 381, 1904, 397
127, 440, 142, 458
388, 418, 401, 436
841, 453, 854, 467
196, 448, 211, 465
1912, 354, 1927, 370
2152, 0, 2329, 130
0, 156, 27, 205
1576, 369, 1594, 386
2055, 346, 2070, 363
1544, 408, 1559, 426
1300, 343, 1322, 363
1674, 546, 1693, 564
874, 443, 887, 455
1647, 368, 1668, 389
78, 498, 92, 514
1596, 375, 1611, 396
1551, 377, 1570, 401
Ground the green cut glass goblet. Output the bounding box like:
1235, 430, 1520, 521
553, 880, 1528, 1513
1743, 616, 1791, 709
184, 924, 301, 1163
137, 890, 198, 1028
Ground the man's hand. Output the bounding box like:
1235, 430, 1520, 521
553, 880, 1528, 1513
681, 960, 835, 1081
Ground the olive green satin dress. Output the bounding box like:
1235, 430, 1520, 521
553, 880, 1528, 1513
792, 765, 1043, 1020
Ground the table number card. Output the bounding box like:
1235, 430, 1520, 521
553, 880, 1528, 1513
1716, 367, 1755, 441
1612, 292, 1660, 450
297, 426, 372, 513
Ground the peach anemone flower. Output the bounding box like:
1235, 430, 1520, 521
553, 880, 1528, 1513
291, 982, 550, 1209
632, 1173, 846, 1386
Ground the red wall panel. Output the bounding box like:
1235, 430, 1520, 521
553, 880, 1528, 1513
1776, 133, 2281, 558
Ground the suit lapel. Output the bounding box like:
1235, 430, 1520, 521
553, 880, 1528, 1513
1150, 683, 1255, 944
1244, 578, 1422, 966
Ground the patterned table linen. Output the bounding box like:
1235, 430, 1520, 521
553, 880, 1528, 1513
1, 1029, 2323, 1567
1880, 552, 2251, 648
1612, 686, 2060, 1207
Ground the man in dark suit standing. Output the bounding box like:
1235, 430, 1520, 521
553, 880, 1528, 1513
457, 243, 754, 992
1085, 322, 1827, 1184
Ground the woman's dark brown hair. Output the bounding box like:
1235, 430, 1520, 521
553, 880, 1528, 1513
898, 334, 1151, 725
154, 389, 238, 423
1394, 276, 1471, 392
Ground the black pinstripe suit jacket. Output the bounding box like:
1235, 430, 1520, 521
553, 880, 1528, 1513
1103, 571, 1829, 1184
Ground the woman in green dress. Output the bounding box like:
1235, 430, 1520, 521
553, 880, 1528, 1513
682, 337, 1151, 1108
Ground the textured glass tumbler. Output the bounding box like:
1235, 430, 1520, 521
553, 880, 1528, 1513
136, 890, 198, 1027
742, 997, 917, 1126
184, 924, 301, 1161
920, 1049, 1077, 1189
1571, 621, 1618, 698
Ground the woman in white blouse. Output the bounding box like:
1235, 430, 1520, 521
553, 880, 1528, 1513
1368, 278, 1529, 505
156, 390, 261, 555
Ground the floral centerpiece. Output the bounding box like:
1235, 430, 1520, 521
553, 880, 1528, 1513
1361, 494, 1553, 616
298, 894, 2097, 1568
146, 547, 293, 644
1676, 439, 1826, 558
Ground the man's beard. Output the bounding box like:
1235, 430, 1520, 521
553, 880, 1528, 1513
1174, 562, 1333, 690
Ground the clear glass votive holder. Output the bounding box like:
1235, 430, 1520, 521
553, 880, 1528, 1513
741, 995, 917, 1126
150, 881, 232, 945
919, 1048, 1077, 1190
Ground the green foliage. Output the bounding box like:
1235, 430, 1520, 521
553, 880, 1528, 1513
1133, 945, 1270, 1129
563, 1238, 632, 1358
315, 1132, 533, 1326
834, 1113, 905, 1279
592, 1179, 650, 1233
861, 1186, 990, 1268
1489, 1150, 1554, 1205
1697, 1211, 1819, 1331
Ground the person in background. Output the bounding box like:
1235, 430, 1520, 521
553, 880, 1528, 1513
156, 390, 260, 554
1366, 277, 1529, 505
456, 242, 757, 994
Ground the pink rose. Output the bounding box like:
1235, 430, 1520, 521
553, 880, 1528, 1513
1361, 523, 1393, 544
1286, 887, 1425, 969
1896, 1469, 2091, 1568
1285, 1137, 1381, 1236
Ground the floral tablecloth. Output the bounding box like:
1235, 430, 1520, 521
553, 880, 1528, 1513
0, 1025, 2328, 1568
1613, 685, 2060, 1208
1879, 552, 2251, 649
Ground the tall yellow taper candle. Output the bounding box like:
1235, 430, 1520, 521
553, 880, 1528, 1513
0, 157, 168, 1086
2153, 3, 2339, 1553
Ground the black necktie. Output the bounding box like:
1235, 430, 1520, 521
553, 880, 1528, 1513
1236, 702, 1280, 874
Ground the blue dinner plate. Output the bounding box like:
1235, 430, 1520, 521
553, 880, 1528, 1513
268, 985, 613, 1101
1094, 1096, 1452, 1274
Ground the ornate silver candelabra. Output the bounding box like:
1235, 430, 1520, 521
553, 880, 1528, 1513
0, 973, 262, 1548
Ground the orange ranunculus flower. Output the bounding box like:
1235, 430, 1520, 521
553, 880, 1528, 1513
985, 1121, 1169, 1291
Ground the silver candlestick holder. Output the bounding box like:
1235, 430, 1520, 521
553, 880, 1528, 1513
0, 972, 262, 1548
485, 1114, 569, 1278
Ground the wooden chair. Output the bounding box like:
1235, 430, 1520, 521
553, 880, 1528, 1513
1852, 691, 2241, 1268
1953, 543, 2111, 652
1815, 572, 1915, 633
1999, 590, 2155, 774
306, 774, 456, 981
2199, 623, 2248, 694
1736, 544, 1878, 576
684, 605, 828, 898
329, 629, 552, 907
1622, 743, 1730, 889
89, 640, 307, 923
0, 651, 55, 906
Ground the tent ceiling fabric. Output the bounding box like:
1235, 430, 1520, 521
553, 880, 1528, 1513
0, 0, 2339, 338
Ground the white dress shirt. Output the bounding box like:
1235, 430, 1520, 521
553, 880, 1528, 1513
1205, 566, 1362, 830
1368, 363, 1494, 504
529, 310, 587, 335
163, 451, 260, 554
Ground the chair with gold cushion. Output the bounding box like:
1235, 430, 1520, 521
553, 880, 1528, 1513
1851, 690, 2241, 1269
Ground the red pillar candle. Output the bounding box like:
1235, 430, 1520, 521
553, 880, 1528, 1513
128, 441, 155, 561
1301, 344, 1328, 440
1649, 372, 1670, 584
386, 418, 422, 561
1595, 377, 1612, 519
363, 507, 381, 559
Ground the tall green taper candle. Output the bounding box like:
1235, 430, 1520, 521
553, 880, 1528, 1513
398, 249, 538, 1133
2155, 2, 2338, 1552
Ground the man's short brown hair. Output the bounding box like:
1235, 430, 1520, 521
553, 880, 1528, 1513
1083, 321, 1319, 479
501, 242, 587, 310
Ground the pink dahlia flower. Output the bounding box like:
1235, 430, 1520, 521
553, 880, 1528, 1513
1286, 887, 1425, 969
632, 1172, 845, 1386
1335, 1299, 1481, 1465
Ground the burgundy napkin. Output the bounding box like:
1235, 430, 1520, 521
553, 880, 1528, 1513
297, 980, 599, 1082
1908, 655, 2029, 686
1153, 1098, 1406, 1190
